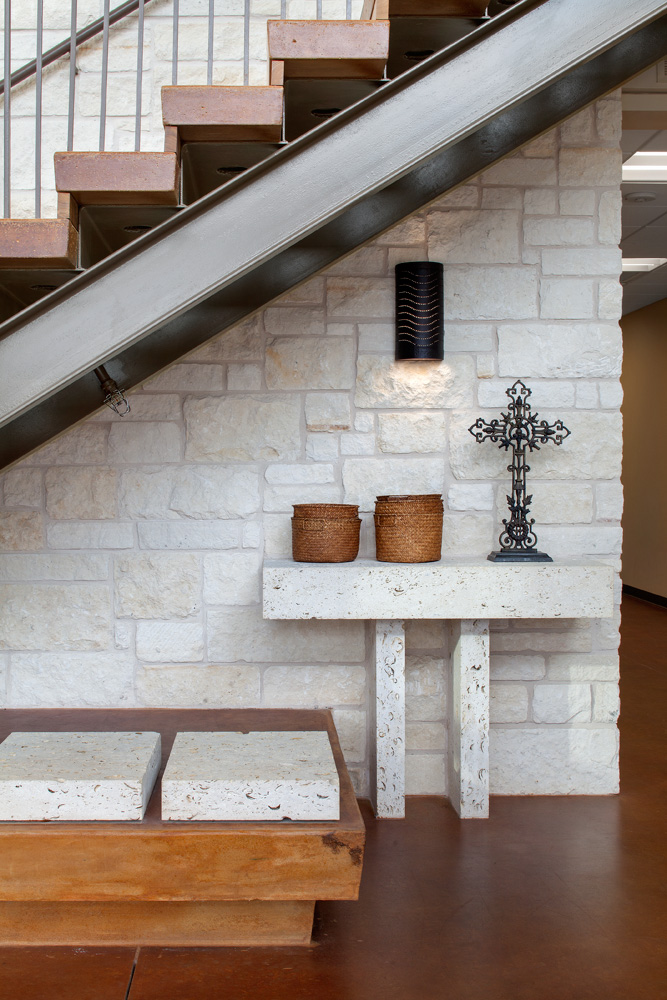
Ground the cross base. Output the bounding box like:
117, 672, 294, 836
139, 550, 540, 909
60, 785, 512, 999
487, 550, 553, 563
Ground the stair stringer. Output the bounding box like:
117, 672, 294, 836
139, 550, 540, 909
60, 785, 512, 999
2, 0, 667, 468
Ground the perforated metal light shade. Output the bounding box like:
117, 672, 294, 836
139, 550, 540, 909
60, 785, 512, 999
395, 261, 444, 361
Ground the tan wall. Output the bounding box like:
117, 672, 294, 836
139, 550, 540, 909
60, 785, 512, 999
621, 298, 667, 599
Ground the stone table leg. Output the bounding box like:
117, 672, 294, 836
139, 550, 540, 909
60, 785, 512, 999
448, 618, 490, 819
373, 620, 405, 818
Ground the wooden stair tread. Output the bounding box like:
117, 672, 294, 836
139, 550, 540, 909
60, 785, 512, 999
162, 86, 284, 142
0, 219, 77, 269
268, 20, 389, 80
54, 152, 180, 207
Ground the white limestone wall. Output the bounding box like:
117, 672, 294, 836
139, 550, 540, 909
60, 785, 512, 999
0, 98, 623, 798
2, 0, 363, 218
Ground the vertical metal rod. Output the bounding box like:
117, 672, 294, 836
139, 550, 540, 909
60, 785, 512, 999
3, 0, 11, 217
134, 0, 145, 150
346, 0, 352, 16
317, 0, 322, 18
243, 0, 250, 86
281, 0, 286, 16
35, 0, 43, 217
99, 0, 111, 150
67, 0, 77, 150
171, 0, 179, 85
207, 0, 214, 85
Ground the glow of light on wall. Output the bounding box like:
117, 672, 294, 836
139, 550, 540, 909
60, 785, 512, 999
622, 151, 667, 181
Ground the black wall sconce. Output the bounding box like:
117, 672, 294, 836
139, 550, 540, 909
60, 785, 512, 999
395, 261, 444, 362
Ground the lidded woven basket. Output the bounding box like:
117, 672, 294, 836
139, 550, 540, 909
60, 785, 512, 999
292, 504, 361, 563
374, 494, 443, 563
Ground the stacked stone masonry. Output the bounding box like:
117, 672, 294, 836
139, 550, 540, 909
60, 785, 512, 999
0, 98, 623, 798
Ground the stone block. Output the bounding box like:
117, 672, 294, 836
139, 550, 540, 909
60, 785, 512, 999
592, 682, 620, 723
481, 188, 523, 210
598, 190, 622, 245
596, 482, 623, 522
546, 653, 618, 682
144, 364, 224, 392
405, 754, 446, 795
524, 216, 594, 247
203, 551, 261, 605
377, 412, 445, 454
327, 247, 386, 276
227, 364, 263, 391
263, 514, 292, 559
447, 484, 494, 511
406, 654, 445, 722
137, 521, 240, 550
265, 464, 335, 485
32, 425, 108, 465
598, 278, 623, 320
536, 526, 622, 558
596, 99, 622, 142
243, 521, 261, 548
522, 133, 557, 157
45, 467, 116, 520
0, 511, 44, 551
306, 434, 339, 461
279, 276, 325, 305
559, 190, 596, 215
476, 355, 495, 378
404, 619, 446, 651
444, 324, 494, 352
338, 433, 373, 456
343, 456, 444, 511
490, 683, 528, 723
532, 683, 591, 723
598, 380, 623, 409
445, 267, 538, 320
263, 665, 366, 707
355, 354, 474, 409
498, 323, 621, 378
305, 393, 351, 432
406, 722, 446, 751
491, 629, 592, 654
432, 185, 479, 209
490, 655, 545, 680
92, 394, 183, 422
326, 277, 394, 319
558, 147, 621, 187
542, 248, 621, 278
162, 731, 339, 821
108, 423, 182, 464
9, 651, 134, 706
559, 107, 594, 144
524, 189, 557, 215
481, 157, 557, 186
208, 605, 365, 662
0, 554, 108, 581
0, 583, 110, 651
184, 395, 301, 462
264, 307, 325, 338
0, 732, 161, 821
136, 664, 260, 707
2, 468, 42, 507
120, 466, 260, 520
427, 209, 520, 263
441, 513, 494, 558
478, 380, 575, 408
114, 553, 200, 619
47, 522, 135, 549
490, 728, 619, 794
358, 323, 392, 353
539, 279, 595, 319
355, 412, 374, 433
194, 315, 263, 362
575, 382, 599, 408
521, 483, 593, 524
264, 484, 341, 512
332, 709, 366, 760
136, 621, 204, 662
266, 337, 356, 391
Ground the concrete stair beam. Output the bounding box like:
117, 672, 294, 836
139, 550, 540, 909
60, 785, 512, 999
0, 220, 78, 269
161, 86, 284, 143
268, 20, 390, 81
54, 152, 180, 208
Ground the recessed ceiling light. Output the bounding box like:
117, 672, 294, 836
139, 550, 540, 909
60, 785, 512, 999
621, 257, 667, 272
624, 191, 657, 203
622, 152, 667, 181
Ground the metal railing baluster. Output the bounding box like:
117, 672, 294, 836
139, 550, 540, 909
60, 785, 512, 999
244, 0, 250, 86
172, 0, 179, 85
207, 0, 214, 85
317, 0, 322, 18
35, 0, 43, 216
99, 0, 111, 151
67, 0, 77, 151
347, 0, 352, 16
135, 0, 145, 150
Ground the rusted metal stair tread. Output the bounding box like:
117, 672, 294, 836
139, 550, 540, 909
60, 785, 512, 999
54, 151, 180, 208
268, 20, 390, 81
161, 86, 284, 143
0, 219, 78, 269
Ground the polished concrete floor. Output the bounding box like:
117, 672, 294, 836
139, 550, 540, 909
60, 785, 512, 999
1, 595, 665, 999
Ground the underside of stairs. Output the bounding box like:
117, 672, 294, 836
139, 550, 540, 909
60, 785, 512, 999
1, 0, 667, 469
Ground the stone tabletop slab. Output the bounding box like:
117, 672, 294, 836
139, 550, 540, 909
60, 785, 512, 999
263, 559, 615, 620
162, 730, 340, 822
0, 731, 161, 822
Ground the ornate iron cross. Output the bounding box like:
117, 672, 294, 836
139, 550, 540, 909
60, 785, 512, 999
468, 380, 571, 562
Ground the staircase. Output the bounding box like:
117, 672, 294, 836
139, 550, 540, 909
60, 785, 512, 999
1, 0, 667, 468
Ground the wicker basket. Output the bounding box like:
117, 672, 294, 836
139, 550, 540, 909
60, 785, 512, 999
292, 504, 360, 563
374, 494, 443, 563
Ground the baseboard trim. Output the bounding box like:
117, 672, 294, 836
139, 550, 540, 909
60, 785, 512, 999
622, 584, 667, 609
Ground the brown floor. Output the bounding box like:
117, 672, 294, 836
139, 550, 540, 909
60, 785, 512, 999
1, 595, 666, 1000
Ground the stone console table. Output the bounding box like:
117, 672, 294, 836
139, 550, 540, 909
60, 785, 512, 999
263, 560, 615, 820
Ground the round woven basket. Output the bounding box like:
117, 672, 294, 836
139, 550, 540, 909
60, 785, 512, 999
292, 504, 361, 562
293, 503, 359, 519
374, 494, 443, 563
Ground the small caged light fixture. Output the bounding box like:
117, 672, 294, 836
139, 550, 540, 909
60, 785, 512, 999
94, 366, 131, 416
395, 261, 444, 362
